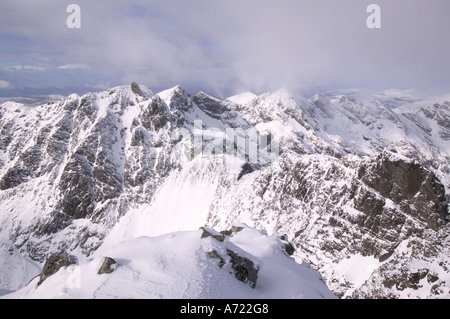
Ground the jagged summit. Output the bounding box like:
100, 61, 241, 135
156, 85, 187, 101
130, 82, 144, 97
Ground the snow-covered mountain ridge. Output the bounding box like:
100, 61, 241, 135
0, 83, 448, 298
3, 225, 336, 299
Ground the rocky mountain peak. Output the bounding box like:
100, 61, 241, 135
157, 85, 192, 112
130, 82, 144, 97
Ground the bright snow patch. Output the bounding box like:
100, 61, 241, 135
227, 92, 257, 105
334, 254, 381, 290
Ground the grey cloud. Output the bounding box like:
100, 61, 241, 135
0, 0, 449, 97
0, 80, 12, 89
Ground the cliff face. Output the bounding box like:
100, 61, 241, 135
358, 154, 448, 231
203, 152, 449, 298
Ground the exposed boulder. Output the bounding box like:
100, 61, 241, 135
38, 252, 77, 286
200, 227, 225, 242
207, 250, 226, 268
219, 224, 247, 236
97, 257, 118, 275
201, 226, 260, 289
280, 234, 296, 256
227, 249, 259, 289
232, 225, 246, 234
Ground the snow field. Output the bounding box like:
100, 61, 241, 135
3, 226, 336, 299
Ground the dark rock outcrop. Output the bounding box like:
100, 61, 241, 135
193, 92, 229, 120
280, 234, 295, 256
226, 249, 259, 289
358, 153, 448, 230
140, 96, 171, 132
200, 227, 225, 242
0, 167, 26, 190
97, 257, 118, 275
201, 226, 259, 289
207, 250, 226, 268
130, 82, 143, 97
237, 163, 259, 181
38, 252, 77, 286
59, 153, 95, 219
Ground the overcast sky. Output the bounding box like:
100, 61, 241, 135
0, 0, 449, 98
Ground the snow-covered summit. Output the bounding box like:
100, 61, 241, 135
156, 85, 189, 108
3, 225, 336, 299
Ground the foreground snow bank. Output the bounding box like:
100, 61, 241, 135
2, 225, 336, 299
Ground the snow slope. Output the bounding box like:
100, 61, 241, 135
3, 226, 336, 299
227, 92, 257, 105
